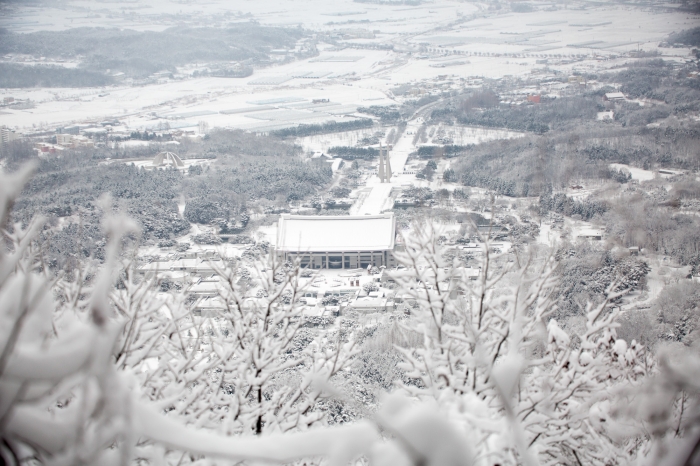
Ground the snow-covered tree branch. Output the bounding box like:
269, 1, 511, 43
1, 167, 698, 466
389, 223, 659, 466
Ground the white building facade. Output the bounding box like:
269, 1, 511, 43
276, 214, 397, 269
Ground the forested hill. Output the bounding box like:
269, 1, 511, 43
433, 57, 700, 272
667, 26, 700, 47
11, 158, 188, 271
0, 25, 304, 84
5, 130, 332, 273
183, 160, 332, 226
0, 63, 114, 88
439, 59, 700, 200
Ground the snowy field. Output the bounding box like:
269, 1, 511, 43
0, 0, 479, 34
0, 76, 393, 131
296, 128, 385, 154
409, 6, 697, 58
1, 1, 694, 134
4, 0, 691, 57
609, 163, 656, 182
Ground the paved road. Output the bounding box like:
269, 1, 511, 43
349, 97, 446, 215
352, 113, 440, 214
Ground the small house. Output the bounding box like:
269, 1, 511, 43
604, 92, 625, 102
349, 296, 390, 313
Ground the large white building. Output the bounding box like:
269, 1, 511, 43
276, 214, 397, 269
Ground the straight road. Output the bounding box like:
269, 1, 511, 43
350, 99, 444, 215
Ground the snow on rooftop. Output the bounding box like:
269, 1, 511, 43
276, 214, 395, 253
605, 92, 625, 100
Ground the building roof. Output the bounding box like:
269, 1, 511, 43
350, 297, 388, 310
276, 214, 396, 253
605, 92, 625, 100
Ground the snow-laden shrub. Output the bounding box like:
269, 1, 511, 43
191, 233, 222, 245
227, 234, 255, 244
1, 166, 698, 465
363, 282, 379, 294
0, 166, 479, 465
388, 223, 698, 466
322, 295, 340, 306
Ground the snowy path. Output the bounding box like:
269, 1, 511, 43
537, 222, 560, 246
355, 183, 393, 215
388, 123, 419, 174
349, 107, 436, 215
350, 123, 418, 215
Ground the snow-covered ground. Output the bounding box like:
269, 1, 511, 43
537, 221, 560, 247
296, 129, 384, 155
410, 6, 693, 57
1, 1, 693, 134
609, 163, 655, 182
348, 119, 428, 215
126, 157, 210, 171
0, 74, 393, 131
0, 0, 479, 34
354, 182, 393, 215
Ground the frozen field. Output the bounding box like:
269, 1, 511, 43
609, 163, 655, 182
0, 0, 479, 34
411, 6, 695, 57
0, 73, 393, 131
0, 1, 694, 136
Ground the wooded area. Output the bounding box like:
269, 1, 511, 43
0, 25, 304, 82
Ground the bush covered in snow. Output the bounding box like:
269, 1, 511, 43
1, 167, 699, 466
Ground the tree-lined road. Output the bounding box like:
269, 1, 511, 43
351, 98, 443, 215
